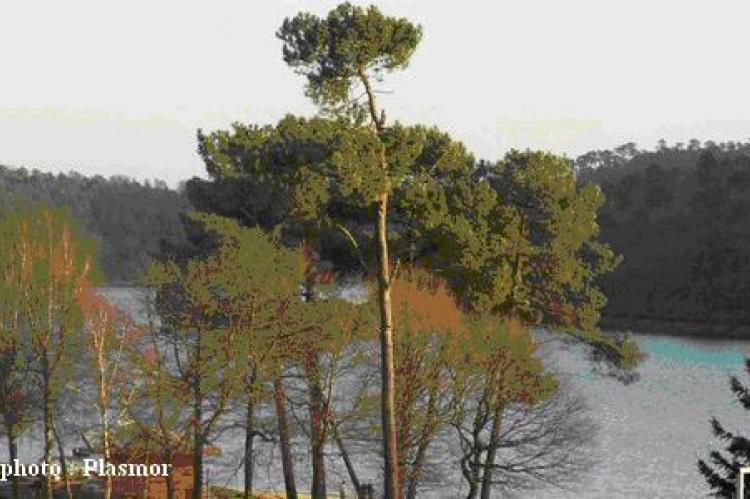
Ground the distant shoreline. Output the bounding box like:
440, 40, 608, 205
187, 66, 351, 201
103, 284, 750, 341
600, 316, 750, 340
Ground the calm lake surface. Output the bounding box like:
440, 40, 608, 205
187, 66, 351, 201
532, 332, 750, 499
8, 288, 749, 498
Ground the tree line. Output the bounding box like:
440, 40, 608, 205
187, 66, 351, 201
0, 3, 641, 499
576, 139, 750, 333
0, 164, 190, 283
0, 204, 602, 499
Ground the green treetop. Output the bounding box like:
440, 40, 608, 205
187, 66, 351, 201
277, 2, 422, 120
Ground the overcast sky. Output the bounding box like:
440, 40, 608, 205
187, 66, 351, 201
2, 0, 749, 186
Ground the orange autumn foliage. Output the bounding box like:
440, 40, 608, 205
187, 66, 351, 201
390, 267, 468, 339
387, 268, 471, 489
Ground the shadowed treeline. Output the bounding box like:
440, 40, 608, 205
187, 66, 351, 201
576, 140, 750, 334
4, 140, 749, 339
0, 165, 191, 283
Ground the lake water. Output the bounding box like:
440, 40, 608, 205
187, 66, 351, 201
531, 333, 750, 499
6, 287, 750, 498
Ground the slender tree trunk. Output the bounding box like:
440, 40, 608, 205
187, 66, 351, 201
479, 404, 503, 499
405, 433, 431, 499
333, 426, 361, 497
102, 426, 112, 499
5, 422, 19, 499
376, 192, 400, 499
97, 353, 112, 499
193, 397, 204, 499
165, 450, 175, 499
192, 333, 204, 499
53, 420, 72, 499
244, 395, 255, 499
308, 365, 327, 498
274, 376, 297, 499
464, 391, 490, 499
2, 333, 20, 499
406, 388, 440, 499
42, 356, 53, 499
465, 449, 481, 499
359, 65, 400, 499
102, 429, 112, 499
301, 275, 328, 499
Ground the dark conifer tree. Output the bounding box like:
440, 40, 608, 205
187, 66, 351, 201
698, 357, 750, 498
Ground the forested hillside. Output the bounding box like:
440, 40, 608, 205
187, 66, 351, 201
0, 165, 191, 282
2, 138, 748, 335
576, 140, 750, 333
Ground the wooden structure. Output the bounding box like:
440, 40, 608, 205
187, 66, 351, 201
111, 452, 193, 499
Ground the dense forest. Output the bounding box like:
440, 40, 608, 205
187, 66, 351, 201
2, 138, 749, 336
0, 165, 190, 283
576, 140, 750, 334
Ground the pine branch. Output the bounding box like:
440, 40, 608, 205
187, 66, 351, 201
730, 375, 750, 410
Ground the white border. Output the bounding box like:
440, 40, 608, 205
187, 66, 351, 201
737, 467, 750, 498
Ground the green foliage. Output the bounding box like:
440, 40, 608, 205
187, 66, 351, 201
144, 212, 308, 392
461, 317, 557, 407
137, 213, 315, 495
403, 149, 620, 330
0, 203, 101, 471
119, 294, 193, 456
191, 117, 477, 272
195, 116, 342, 232
0, 214, 32, 440
0, 5, 659, 495
0, 204, 100, 383
191, 120, 638, 370
188, 8, 641, 495
277, 2, 422, 117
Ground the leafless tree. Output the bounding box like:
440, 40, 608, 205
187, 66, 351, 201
454, 383, 596, 498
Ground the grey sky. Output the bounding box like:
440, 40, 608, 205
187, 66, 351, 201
2, 0, 749, 186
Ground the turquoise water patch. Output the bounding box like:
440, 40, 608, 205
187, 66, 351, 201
640, 337, 745, 370
577, 370, 599, 381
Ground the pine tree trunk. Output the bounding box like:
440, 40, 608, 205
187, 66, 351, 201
479, 405, 503, 499
244, 395, 255, 499
359, 65, 400, 499
376, 192, 400, 499
274, 376, 297, 499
